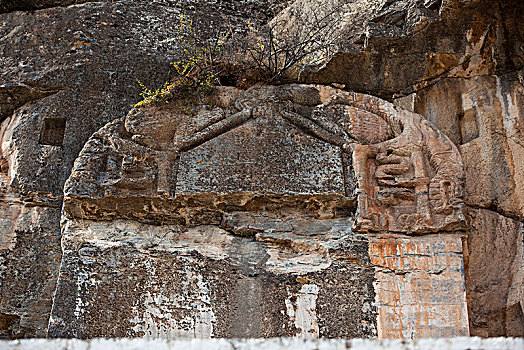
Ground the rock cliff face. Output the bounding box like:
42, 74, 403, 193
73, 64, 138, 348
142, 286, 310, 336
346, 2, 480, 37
0, 0, 522, 340
46, 84, 469, 338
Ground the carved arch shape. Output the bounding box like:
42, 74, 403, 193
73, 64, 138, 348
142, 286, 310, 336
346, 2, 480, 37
64, 85, 465, 234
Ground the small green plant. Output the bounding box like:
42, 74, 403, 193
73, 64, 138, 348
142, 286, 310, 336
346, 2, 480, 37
133, 80, 173, 108
133, 14, 231, 108
134, 5, 350, 106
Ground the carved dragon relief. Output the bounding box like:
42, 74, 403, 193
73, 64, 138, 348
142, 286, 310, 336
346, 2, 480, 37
65, 84, 465, 234
287, 91, 466, 234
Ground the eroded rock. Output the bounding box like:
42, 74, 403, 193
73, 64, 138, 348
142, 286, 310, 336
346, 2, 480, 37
0, 0, 287, 338
48, 84, 469, 339
64, 85, 465, 234
0, 0, 522, 340
464, 208, 524, 337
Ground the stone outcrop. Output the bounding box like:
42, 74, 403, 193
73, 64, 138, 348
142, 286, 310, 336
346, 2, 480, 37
392, 44, 524, 339
276, 0, 524, 337
0, 0, 522, 340
63, 85, 465, 234
47, 85, 469, 339
464, 208, 524, 337
0, 0, 287, 339
292, 0, 524, 99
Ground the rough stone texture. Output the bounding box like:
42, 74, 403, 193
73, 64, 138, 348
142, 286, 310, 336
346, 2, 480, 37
48, 218, 377, 339
394, 69, 524, 337
3, 337, 524, 350
464, 208, 524, 337
62, 85, 356, 225
402, 74, 524, 220
378, 2, 524, 335
0, 207, 61, 339
63, 85, 465, 234
48, 84, 469, 339
370, 234, 469, 338
176, 115, 345, 196
0, 0, 522, 341
294, 0, 523, 99
48, 220, 469, 339
0, 0, 287, 339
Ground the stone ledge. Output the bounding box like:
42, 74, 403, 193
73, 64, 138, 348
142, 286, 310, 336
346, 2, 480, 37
2, 338, 523, 350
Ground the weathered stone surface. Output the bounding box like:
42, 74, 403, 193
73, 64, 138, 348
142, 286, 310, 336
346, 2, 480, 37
0, 0, 522, 341
464, 208, 524, 337
0, 206, 61, 339
0, 0, 286, 338
48, 84, 469, 339
370, 234, 469, 338
394, 69, 524, 337
49, 218, 470, 339
400, 73, 524, 219
389, 29, 524, 335
48, 217, 377, 339
0, 1, 97, 13
344, 93, 465, 234
62, 85, 353, 225
64, 84, 465, 234
176, 115, 345, 196
292, 0, 524, 99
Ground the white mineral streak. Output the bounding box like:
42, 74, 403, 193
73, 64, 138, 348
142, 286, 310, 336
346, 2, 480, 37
73, 271, 100, 319
0, 113, 24, 251
286, 284, 319, 339
191, 273, 216, 339
63, 219, 233, 260
131, 291, 189, 339
261, 219, 353, 274
265, 247, 332, 274
130, 268, 215, 339
65, 218, 337, 276
0, 109, 20, 188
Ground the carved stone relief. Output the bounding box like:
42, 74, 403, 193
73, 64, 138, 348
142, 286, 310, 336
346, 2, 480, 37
52, 84, 471, 339
65, 84, 465, 234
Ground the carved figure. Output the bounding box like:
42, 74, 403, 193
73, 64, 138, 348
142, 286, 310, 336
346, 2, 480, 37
281, 90, 465, 233
65, 84, 465, 234
91, 96, 255, 198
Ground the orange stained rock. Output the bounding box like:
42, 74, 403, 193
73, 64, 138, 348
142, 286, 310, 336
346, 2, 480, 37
369, 234, 469, 339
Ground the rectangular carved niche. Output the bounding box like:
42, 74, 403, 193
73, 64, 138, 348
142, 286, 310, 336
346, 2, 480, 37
40, 117, 66, 146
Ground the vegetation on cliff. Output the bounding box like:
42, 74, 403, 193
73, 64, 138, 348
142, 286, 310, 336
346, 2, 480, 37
134, 3, 349, 107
